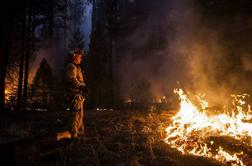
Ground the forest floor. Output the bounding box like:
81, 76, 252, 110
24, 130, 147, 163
0, 109, 226, 166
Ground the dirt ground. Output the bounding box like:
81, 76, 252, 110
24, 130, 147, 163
0, 109, 225, 166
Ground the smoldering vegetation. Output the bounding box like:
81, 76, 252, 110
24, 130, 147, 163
118, 0, 252, 107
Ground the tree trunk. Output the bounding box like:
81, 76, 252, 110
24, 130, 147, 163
49, 0, 54, 40
0, 61, 8, 111
0, 41, 9, 111
110, 37, 115, 107
23, 0, 32, 110
16, 5, 27, 111
0, 1, 14, 111
16, 52, 25, 111
111, 39, 118, 107
42, 84, 46, 110
63, 0, 68, 51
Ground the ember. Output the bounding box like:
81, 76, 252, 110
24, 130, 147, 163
164, 89, 252, 166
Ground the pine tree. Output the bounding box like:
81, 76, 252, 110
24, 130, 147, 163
31, 58, 54, 110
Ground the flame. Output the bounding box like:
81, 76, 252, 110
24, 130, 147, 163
125, 98, 134, 104
5, 89, 11, 101
164, 89, 252, 166
5, 89, 9, 95
154, 96, 168, 103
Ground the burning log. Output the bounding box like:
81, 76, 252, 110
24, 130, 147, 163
0, 130, 71, 163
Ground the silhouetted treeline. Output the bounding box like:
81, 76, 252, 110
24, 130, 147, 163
87, 0, 120, 108
88, 0, 159, 108
0, 0, 87, 111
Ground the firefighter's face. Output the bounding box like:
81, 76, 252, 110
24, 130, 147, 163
73, 54, 83, 64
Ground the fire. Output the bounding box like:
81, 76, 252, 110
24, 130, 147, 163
5, 89, 11, 101
125, 98, 134, 104
155, 96, 167, 103
5, 89, 9, 95
164, 89, 252, 166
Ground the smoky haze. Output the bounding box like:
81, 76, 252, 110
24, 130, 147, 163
119, 0, 252, 106
29, 2, 92, 85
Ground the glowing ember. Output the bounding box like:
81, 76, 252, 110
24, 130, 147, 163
164, 89, 252, 166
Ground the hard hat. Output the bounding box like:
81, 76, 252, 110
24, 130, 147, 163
73, 48, 84, 55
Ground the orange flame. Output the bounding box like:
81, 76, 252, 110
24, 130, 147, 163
5, 89, 11, 100
164, 89, 252, 165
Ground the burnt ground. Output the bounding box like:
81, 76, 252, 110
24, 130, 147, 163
0, 109, 232, 166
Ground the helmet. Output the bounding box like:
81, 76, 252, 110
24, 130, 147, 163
73, 48, 84, 55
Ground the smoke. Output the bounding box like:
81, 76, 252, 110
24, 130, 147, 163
118, 0, 183, 103
167, 0, 230, 105
30, 1, 93, 85
119, 0, 252, 106
170, 0, 252, 105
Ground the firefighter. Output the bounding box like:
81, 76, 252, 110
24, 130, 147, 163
65, 48, 87, 138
